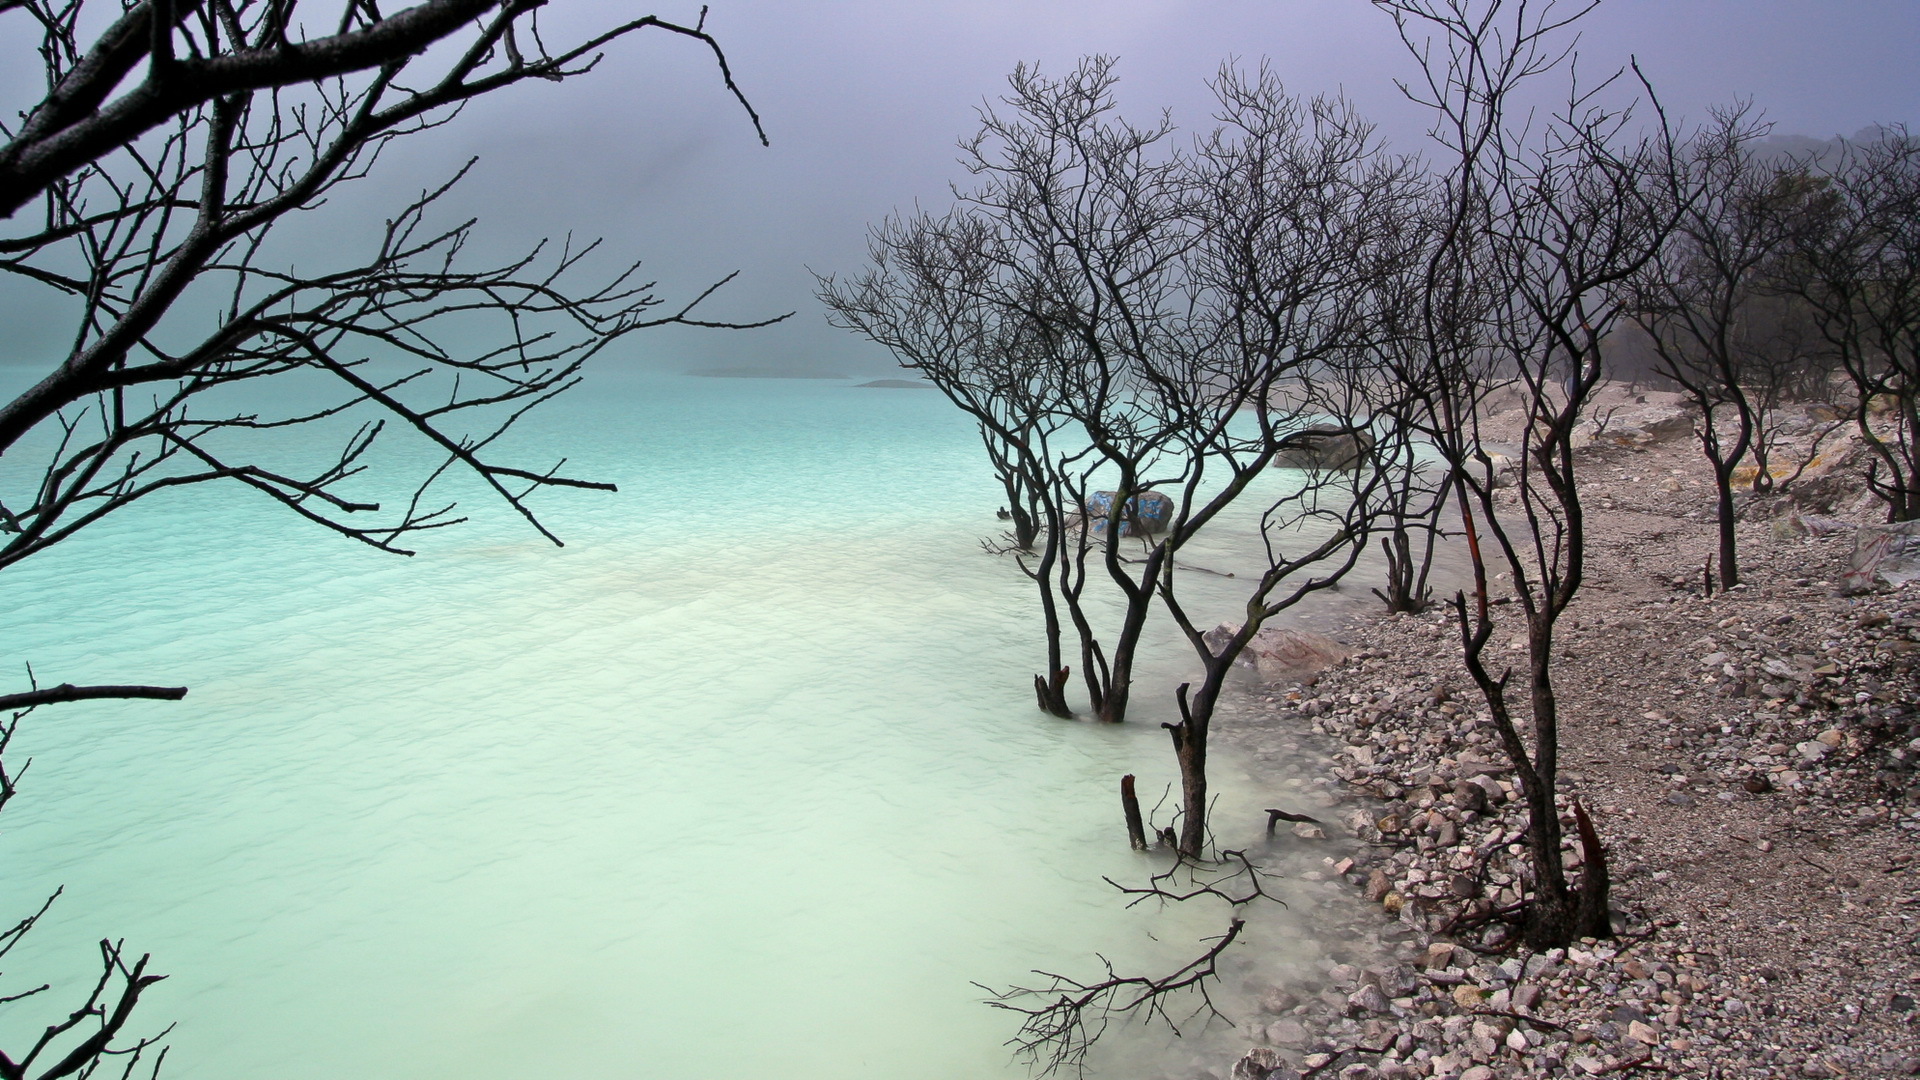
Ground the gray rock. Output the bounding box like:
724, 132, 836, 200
1843, 519, 1920, 593
1267, 1018, 1310, 1046
1206, 622, 1353, 685
1450, 782, 1489, 814
1261, 987, 1301, 1014
1272, 425, 1376, 471
1346, 985, 1393, 1015
1608, 1005, 1647, 1027
1084, 489, 1175, 536
1233, 1047, 1286, 1080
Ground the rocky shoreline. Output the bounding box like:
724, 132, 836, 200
1212, 420, 1920, 1080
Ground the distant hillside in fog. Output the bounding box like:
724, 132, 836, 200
1753, 124, 1907, 167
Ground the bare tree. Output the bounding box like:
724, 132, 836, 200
830, 59, 1417, 841
1, 1, 777, 568
1151, 67, 1416, 856
818, 209, 1083, 715
1376, 0, 1673, 948
1778, 130, 1920, 520
1625, 106, 1791, 590
954, 56, 1203, 725
1, 1, 775, 1072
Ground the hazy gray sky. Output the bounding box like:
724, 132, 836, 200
13, 2, 1920, 375
523, 0, 1913, 375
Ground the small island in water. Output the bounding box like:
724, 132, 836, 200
853, 378, 934, 389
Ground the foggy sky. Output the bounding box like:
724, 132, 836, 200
11, 2, 1920, 376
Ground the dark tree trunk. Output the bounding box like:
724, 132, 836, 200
1460, 601, 1614, 950
1714, 466, 1740, 590
1029, 518, 1073, 717
1034, 667, 1072, 717
1376, 528, 1430, 613
1120, 773, 1149, 850
1164, 681, 1220, 857
1009, 503, 1039, 550
1092, 542, 1160, 723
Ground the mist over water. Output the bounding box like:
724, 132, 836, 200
0, 369, 1371, 1079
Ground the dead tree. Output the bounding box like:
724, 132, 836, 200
1778, 130, 1920, 521
818, 209, 1080, 714
1, 2, 774, 1072
1625, 107, 1803, 589
954, 56, 1203, 724
1368, 171, 1486, 617
1150, 66, 1416, 856
1376, 0, 1673, 948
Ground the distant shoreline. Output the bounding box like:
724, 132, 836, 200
686, 366, 849, 380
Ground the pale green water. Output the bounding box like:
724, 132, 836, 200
0, 369, 1351, 1080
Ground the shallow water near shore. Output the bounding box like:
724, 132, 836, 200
0, 368, 1381, 1079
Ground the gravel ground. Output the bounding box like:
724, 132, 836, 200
1213, 425, 1920, 1080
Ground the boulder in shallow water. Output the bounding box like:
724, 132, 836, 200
1232, 1048, 1289, 1080
1270, 425, 1374, 471
1084, 489, 1175, 535
1204, 622, 1352, 684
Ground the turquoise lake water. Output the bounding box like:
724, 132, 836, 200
0, 369, 1354, 1080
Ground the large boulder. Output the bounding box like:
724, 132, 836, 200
1568, 386, 1699, 449
1570, 407, 1696, 449
1843, 520, 1920, 593
1084, 489, 1175, 536
1204, 622, 1352, 684
1270, 425, 1375, 471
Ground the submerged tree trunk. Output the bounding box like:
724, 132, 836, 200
1165, 683, 1212, 857
1120, 773, 1149, 850
1027, 513, 1074, 717
1090, 530, 1162, 724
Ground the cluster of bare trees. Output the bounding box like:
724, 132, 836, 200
1, 2, 773, 1075
821, 57, 1418, 860
1626, 110, 1920, 591
822, 1, 1920, 1068
825, 0, 1671, 951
